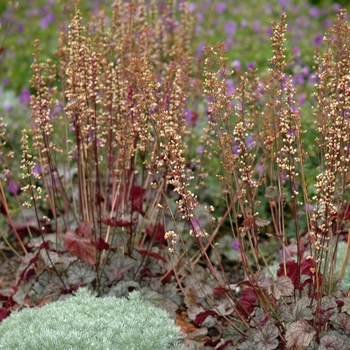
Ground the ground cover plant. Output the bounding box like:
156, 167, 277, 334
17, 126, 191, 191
1, 0, 350, 349
0, 287, 185, 349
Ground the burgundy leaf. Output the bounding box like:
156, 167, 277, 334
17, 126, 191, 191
131, 184, 146, 215
300, 257, 316, 277
194, 310, 218, 326
135, 249, 167, 262
285, 320, 316, 349
343, 202, 350, 220
18, 251, 40, 282
237, 288, 258, 317
216, 340, 234, 350
146, 224, 167, 245
11, 220, 41, 238
64, 229, 96, 266
77, 221, 93, 239
93, 237, 116, 251
100, 217, 133, 227
242, 216, 255, 228
25, 268, 36, 282
140, 267, 153, 278
0, 308, 10, 322
277, 260, 299, 288
241, 288, 258, 303
214, 286, 229, 295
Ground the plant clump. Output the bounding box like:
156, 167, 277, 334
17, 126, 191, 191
0, 287, 185, 350
1, 1, 350, 349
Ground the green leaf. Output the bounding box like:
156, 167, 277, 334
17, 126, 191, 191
108, 256, 137, 282
319, 331, 350, 350
342, 297, 350, 314
330, 312, 350, 333
255, 218, 270, 227
293, 297, 314, 321
67, 261, 96, 285
239, 340, 256, 349
271, 276, 294, 299
107, 280, 140, 298
139, 287, 178, 318
285, 320, 316, 349
265, 186, 279, 200
222, 325, 245, 345
251, 324, 279, 350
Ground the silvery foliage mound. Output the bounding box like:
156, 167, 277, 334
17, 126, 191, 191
0, 287, 185, 350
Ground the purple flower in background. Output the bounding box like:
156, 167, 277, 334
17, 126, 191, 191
265, 27, 273, 37
246, 61, 256, 70
52, 104, 63, 117
264, 5, 272, 15
4, 103, 12, 112
301, 66, 309, 76
294, 73, 304, 85
313, 34, 323, 47
196, 41, 205, 58
17, 23, 24, 32
215, 2, 226, 14
333, 3, 342, 12
245, 135, 256, 149
225, 79, 235, 96
308, 74, 318, 86
196, 12, 203, 22
241, 20, 248, 28
33, 163, 41, 176
304, 203, 314, 213
19, 88, 31, 105
280, 172, 287, 185
41, 12, 55, 29
232, 144, 241, 155
2, 78, 9, 86
183, 109, 199, 128
232, 240, 240, 250
279, 0, 289, 8
225, 20, 237, 36
26, 9, 39, 17
188, 3, 196, 12
253, 20, 261, 34
196, 146, 204, 155
310, 7, 320, 18
231, 59, 241, 72
323, 19, 331, 29
298, 94, 306, 105
195, 25, 202, 34
293, 46, 300, 55
8, 181, 20, 195
256, 164, 264, 177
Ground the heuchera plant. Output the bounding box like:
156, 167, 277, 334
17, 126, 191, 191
0, 0, 195, 319
175, 10, 350, 350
